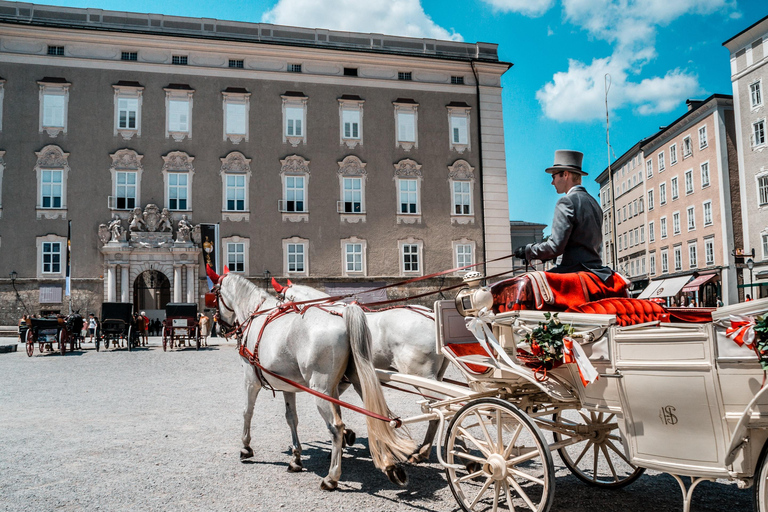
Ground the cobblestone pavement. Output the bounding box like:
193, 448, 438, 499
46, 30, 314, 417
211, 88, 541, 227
0, 336, 754, 511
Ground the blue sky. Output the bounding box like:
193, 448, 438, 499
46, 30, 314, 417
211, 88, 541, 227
33, 0, 768, 233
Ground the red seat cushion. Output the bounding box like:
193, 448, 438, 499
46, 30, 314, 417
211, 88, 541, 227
567, 298, 670, 326
444, 343, 492, 375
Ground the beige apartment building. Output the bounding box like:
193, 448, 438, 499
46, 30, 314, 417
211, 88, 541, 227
642, 95, 740, 306
724, 15, 768, 298
0, 2, 512, 322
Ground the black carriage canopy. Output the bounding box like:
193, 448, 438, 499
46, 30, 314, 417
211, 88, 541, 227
101, 302, 133, 322
165, 303, 198, 318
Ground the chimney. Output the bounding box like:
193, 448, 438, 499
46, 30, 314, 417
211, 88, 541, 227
686, 99, 703, 112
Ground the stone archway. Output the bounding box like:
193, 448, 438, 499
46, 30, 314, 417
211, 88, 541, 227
133, 270, 171, 312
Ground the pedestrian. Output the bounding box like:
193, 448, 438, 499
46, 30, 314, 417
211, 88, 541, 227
746, 294, 753, 302
717, 297, 724, 307
18, 314, 29, 343
199, 312, 210, 347
211, 313, 218, 338
88, 313, 97, 342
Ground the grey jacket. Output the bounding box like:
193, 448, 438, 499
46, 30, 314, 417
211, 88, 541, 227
525, 185, 608, 277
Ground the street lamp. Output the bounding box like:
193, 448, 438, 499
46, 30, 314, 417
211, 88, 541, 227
9, 270, 30, 315
748, 258, 755, 300
9, 270, 17, 283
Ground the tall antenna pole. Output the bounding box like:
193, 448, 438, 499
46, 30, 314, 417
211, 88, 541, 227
605, 74, 618, 271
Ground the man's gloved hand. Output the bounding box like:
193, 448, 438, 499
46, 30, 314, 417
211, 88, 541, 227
514, 246, 527, 260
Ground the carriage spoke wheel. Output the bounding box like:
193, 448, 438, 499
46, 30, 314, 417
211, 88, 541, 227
26, 330, 34, 357
445, 398, 555, 512
552, 409, 643, 488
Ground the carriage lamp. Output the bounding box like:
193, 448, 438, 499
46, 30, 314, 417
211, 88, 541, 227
455, 271, 493, 317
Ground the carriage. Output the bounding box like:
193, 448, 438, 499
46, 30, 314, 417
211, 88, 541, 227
24, 315, 77, 356
99, 302, 135, 351
162, 303, 200, 351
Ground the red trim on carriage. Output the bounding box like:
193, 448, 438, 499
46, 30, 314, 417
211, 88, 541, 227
443, 343, 493, 375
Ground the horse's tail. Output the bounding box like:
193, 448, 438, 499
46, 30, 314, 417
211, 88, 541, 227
344, 304, 415, 470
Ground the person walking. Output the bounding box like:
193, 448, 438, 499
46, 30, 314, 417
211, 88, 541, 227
199, 312, 210, 347
140, 311, 149, 346
88, 313, 97, 343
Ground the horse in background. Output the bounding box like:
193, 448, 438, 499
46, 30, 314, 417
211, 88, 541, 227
211, 270, 415, 490
272, 278, 449, 463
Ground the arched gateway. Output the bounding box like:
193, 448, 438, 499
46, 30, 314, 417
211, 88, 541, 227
98, 203, 202, 309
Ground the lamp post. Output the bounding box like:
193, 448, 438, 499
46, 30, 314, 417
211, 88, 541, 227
9, 270, 30, 316
748, 258, 755, 300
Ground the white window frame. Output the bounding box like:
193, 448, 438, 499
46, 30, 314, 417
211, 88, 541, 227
38, 79, 70, 137
164, 86, 194, 141
701, 161, 710, 188
453, 239, 476, 274
674, 245, 682, 271
682, 135, 693, 158
448, 159, 475, 225
689, 242, 698, 269
447, 104, 471, 153
341, 237, 367, 277
687, 206, 695, 231
108, 149, 143, 211
661, 249, 669, 274
282, 93, 308, 147
684, 169, 694, 195
37, 234, 66, 279
753, 119, 766, 148
658, 152, 665, 172
161, 151, 194, 212
398, 238, 423, 276
113, 83, 143, 140
0, 151, 4, 216
698, 125, 708, 149
751, 79, 763, 109
220, 151, 252, 222
394, 159, 422, 224
670, 143, 677, 165
34, 145, 69, 220
671, 176, 679, 200
222, 236, 250, 275
649, 221, 655, 242
673, 211, 681, 235
660, 216, 668, 239
660, 182, 667, 204
338, 96, 364, 149
646, 159, 653, 178
763, 232, 768, 260
648, 189, 654, 210
0, 79, 5, 132
703, 200, 713, 226
279, 155, 310, 223
337, 155, 367, 223
283, 237, 309, 277
759, 172, 768, 206
705, 238, 715, 266
649, 253, 656, 276
222, 89, 251, 144
394, 100, 418, 151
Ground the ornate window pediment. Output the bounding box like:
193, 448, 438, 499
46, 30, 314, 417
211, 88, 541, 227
162, 151, 195, 173
280, 154, 310, 176
338, 155, 366, 176
394, 158, 422, 177
448, 159, 475, 181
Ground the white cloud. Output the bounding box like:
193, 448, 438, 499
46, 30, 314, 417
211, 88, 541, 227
483, 0, 555, 17
537, 0, 730, 122
262, 0, 462, 41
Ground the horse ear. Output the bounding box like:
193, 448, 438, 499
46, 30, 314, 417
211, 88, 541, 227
271, 277, 284, 293
287, 279, 294, 286
205, 264, 221, 285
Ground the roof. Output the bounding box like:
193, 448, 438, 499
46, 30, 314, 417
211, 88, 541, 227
595, 138, 649, 183
0, 1, 511, 66
509, 220, 547, 228
723, 14, 768, 49
640, 94, 732, 151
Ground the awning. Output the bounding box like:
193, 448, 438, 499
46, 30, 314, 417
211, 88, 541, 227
637, 276, 693, 299
681, 273, 718, 292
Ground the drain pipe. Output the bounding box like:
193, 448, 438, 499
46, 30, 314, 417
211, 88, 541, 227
470, 60, 487, 274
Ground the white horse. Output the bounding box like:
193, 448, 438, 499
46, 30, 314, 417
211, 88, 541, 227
273, 279, 449, 463
213, 271, 415, 490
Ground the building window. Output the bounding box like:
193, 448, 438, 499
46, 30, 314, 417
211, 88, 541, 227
660, 217, 667, 239
47, 45, 64, 56
42, 241, 62, 273
649, 221, 655, 242
279, 155, 310, 222
283, 175, 306, 213
451, 114, 468, 146
451, 76, 465, 85
671, 176, 679, 200
646, 160, 653, 178
343, 67, 358, 77
751, 80, 763, 108
447, 103, 471, 153
453, 240, 475, 271
661, 249, 669, 273
674, 246, 682, 271
705, 238, 715, 266
342, 239, 366, 276
753, 120, 766, 147
660, 182, 667, 204
121, 51, 137, 61
687, 206, 695, 230
763, 233, 768, 260
394, 99, 418, 151
336, 155, 366, 221
283, 237, 308, 276
164, 85, 194, 141
36, 235, 66, 278
648, 189, 654, 210
226, 174, 246, 211
288, 63, 302, 73
162, 151, 194, 212
683, 170, 693, 195
220, 151, 251, 221
673, 212, 680, 235
760, 175, 768, 206
342, 177, 362, 213
394, 159, 422, 224
448, 159, 475, 224
649, 253, 656, 275
399, 179, 418, 214
172, 55, 188, 65
108, 149, 142, 211
114, 171, 137, 210
453, 181, 472, 215
700, 162, 710, 187
38, 78, 70, 137
640, 225, 645, 243
113, 82, 143, 140
682, 136, 692, 157
34, 145, 70, 219
338, 95, 364, 148
699, 126, 708, 149
658, 152, 665, 171
689, 243, 698, 268
703, 200, 713, 226
227, 242, 245, 272
399, 238, 423, 276
670, 144, 677, 165
398, 71, 412, 81
222, 88, 250, 144
229, 59, 244, 68
282, 92, 308, 147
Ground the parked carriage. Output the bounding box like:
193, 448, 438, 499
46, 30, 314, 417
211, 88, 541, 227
162, 303, 200, 351
24, 315, 75, 356
99, 302, 135, 351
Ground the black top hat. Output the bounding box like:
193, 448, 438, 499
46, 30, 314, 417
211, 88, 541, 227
545, 150, 586, 176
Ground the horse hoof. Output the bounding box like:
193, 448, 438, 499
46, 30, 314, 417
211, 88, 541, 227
287, 461, 303, 473
343, 429, 356, 448
320, 477, 338, 491
240, 447, 254, 460
385, 465, 408, 488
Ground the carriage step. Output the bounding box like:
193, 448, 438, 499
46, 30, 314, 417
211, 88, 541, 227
0, 344, 18, 353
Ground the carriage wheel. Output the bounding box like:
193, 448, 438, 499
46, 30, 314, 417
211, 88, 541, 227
127, 327, 133, 352
445, 398, 555, 512
753, 440, 768, 511
552, 409, 644, 488
95, 336, 100, 352
59, 329, 67, 355
195, 327, 201, 350
26, 329, 34, 357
